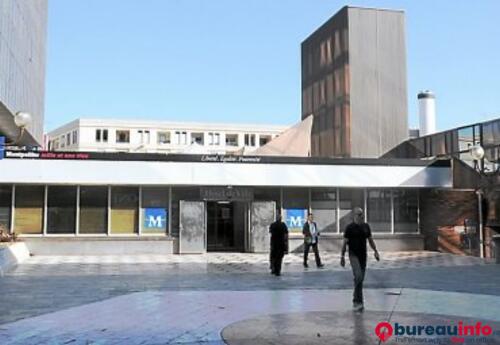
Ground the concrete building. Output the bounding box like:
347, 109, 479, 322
301, 6, 408, 158
0, 0, 48, 145
47, 119, 288, 155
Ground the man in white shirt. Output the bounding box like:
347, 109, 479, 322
302, 213, 324, 268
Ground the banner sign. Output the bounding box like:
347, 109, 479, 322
200, 187, 254, 201
284, 208, 307, 232
144, 208, 168, 231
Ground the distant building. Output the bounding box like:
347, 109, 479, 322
47, 119, 288, 154
0, 0, 48, 145
301, 6, 408, 158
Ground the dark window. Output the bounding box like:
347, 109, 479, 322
103, 129, 108, 142
80, 186, 108, 234
96, 129, 101, 142
47, 186, 76, 234
116, 130, 130, 143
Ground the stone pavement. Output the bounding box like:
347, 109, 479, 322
1, 289, 500, 344
0, 251, 499, 344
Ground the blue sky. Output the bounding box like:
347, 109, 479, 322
45, 0, 500, 132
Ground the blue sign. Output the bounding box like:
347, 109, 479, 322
284, 208, 307, 232
0, 136, 4, 160
144, 208, 167, 231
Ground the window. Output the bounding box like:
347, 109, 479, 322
47, 186, 76, 234
174, 131, 187, 145
244, 134, 256, 146
14, 186, 44, 234
116, 130, 130, 143
339, 189, 364, 231
394, 190, 418, 233
102, 129, 108, 142
96, 129, 101, 142
157, 131, 171, 144
259, 135, 271, 146
0, 186, 12, 232
60, 136, 65, 148
311, 188, 337, 233
458, 126, 474, 151
191, 132, 204, 145
207, 132, 220, 146
80, 186, 108, 234
138, 130, 150, 144
72, 130, 78, 145
110, 187, 138, 234
225, 134, 238, 147
367, 189, 392, 232
66, 133, 71, 146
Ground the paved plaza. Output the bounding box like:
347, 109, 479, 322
0, 252, 499, 344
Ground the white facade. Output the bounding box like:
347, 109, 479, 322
47, 119, 289, 154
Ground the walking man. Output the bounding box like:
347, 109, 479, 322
340, 207, 380, 311
269, 212, 289, 276
303, 213, 324, 268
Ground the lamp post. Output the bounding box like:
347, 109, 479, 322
469, 144, 486, 258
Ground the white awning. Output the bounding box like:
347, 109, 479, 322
0, 159, 452, 188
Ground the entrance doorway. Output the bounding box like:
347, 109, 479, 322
207, 201, 246, 252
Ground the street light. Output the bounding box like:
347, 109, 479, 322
469, 144, 486, 258
4, 111, 32, 146
470, 144, 485, 161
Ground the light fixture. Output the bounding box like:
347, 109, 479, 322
469, 144, 485, 161
14, 111, 32, 128
3, 112, 32, 146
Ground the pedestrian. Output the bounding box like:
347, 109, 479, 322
269, 212, 289, 276
302, 212, 324, 268
340, 207, 380, 312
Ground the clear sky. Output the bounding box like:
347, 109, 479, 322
45, 0, 500, 132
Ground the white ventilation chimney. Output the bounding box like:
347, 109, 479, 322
418, 90, 436, 136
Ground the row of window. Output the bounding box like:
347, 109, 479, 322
0, 186, 418, 235
48, 129, 274, 149
50, 130, 78, 150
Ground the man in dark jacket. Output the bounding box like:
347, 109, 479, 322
269, 212, 289, 276
302, 213, 324, 268
341, 207, 380, 311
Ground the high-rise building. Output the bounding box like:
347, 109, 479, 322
302, 6, 408, 158
0, 0, 48, 145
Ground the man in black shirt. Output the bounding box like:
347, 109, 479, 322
269, 213, 289, 276
340, 207, 380, 311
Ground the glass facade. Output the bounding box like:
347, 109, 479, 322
283, 188, 308, 209
0, 186, 11, 231
110, 187, 138, 234
47, 186, 77, 234
1, 185, 419, 236
14, 186, 44, 234
339, 189, 364, 232
394, 190, 418, 233
311, 188, 337, 233
80, 186, 108, 234
367, 190, 392, 232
